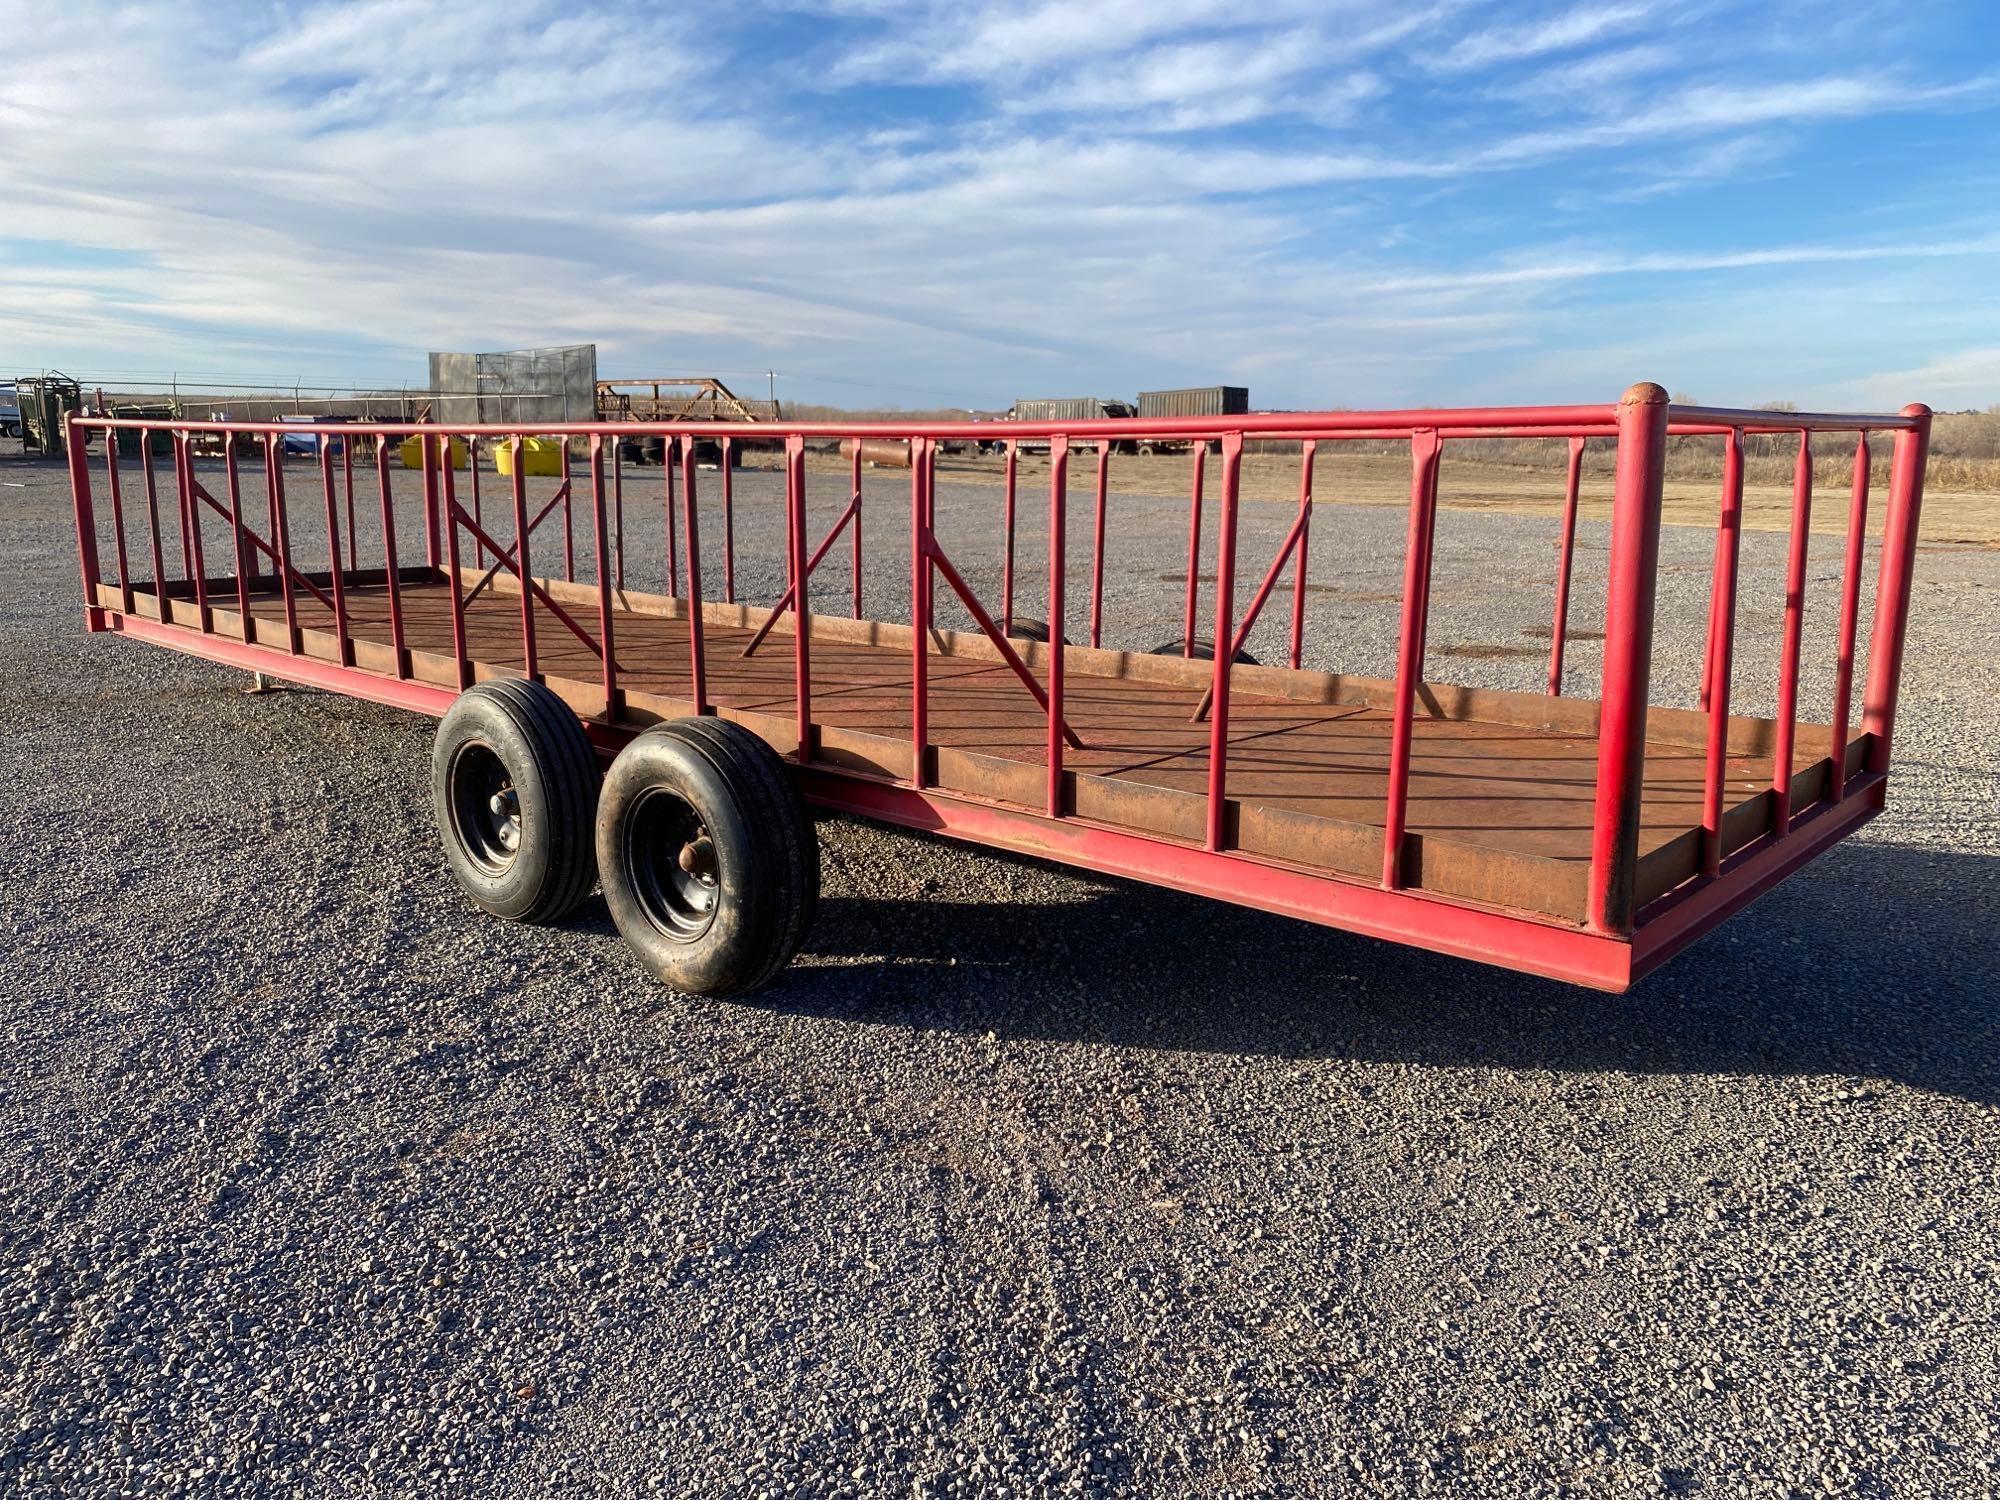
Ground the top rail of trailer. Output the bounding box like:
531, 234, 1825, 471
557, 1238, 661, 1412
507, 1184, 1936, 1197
63, 384, 1934, 992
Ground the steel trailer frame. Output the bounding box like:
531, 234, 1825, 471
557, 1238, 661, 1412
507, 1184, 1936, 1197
65, 384, 1932, 993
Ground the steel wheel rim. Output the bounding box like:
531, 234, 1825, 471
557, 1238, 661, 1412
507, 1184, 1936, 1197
625, 787, 719, 943
448, 740, 521, 875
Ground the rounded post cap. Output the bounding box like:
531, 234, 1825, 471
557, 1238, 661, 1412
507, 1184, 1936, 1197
1621, 381, 1669, 406
1899, 402, 1932, 420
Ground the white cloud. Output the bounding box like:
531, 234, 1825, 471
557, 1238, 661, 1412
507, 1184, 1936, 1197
1356, 234, 2000, 296
1817, 349, 2000, 411
1433, 1, 1658, 73
0, 0, 1994, 411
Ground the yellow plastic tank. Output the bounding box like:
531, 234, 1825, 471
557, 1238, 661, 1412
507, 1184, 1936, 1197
494, 436, 564, 477
397, 435, 467, 470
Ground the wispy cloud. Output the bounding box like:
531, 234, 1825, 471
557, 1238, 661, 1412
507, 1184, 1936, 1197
1358, 234, 2000, 296
1432, 1, 1658, 73
1820, 348, 2000, 410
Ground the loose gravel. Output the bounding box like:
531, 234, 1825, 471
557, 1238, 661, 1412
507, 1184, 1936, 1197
1, 446, 1995, 1497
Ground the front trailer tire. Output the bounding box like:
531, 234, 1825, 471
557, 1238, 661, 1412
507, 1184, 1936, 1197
431, 679, 600, 924
597, 717, 820, 997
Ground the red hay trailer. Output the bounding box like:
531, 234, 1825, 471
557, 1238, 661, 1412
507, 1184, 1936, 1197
65, 384, 1931, 994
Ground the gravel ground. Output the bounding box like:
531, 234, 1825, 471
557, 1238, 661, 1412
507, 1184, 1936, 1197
1, 446, 1996, 1497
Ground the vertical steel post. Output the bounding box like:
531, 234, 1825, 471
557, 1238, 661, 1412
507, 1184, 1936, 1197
140, 436, 167, 606
441, 443, 470, 688
268, 432, 300, 653
375, 439, 406, 677
1046, 437, 1069, 817
510, 437, 538, 681
1586, 383, 1669, 935
1861, 406, 1932, 780
103, 427, 132, 612
1826, 433, 1871, 802
1548, 435, 1585, 696
562, 436, 576, 584
1699, 430, 1745, 878
173, 429, 196, 583
1770, 432, 1814, 835
590, 436, 618, 716
721, 438, 736, 604
178, 432, 209, 629
911, 437, 931, 789
664, 436, 680, 598
1288, 440, 1315, 671
420, 428, 440, 571
1205, 434, 1243, 852
343, 432, 358, 574
1001, 440, 1017, 634
1381, 430, 1442, 889
1182, 445, 1206, 655
1089, 440, 1109, 649
787, 434, 811, 759
319, 444, 352, 667
681, 436, 708, 715
851, 439, 864, 619
223, 439, 252, 640
613, 431, 626, 593
66, 417, 102, 626
466, 436, 485, 568
263, 431, 283, 589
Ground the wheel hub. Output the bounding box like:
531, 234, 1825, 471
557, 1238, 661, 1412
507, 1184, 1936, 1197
627, 790, 720, 943
449, 741, 523, 874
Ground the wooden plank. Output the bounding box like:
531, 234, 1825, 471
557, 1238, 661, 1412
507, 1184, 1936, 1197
113, 573, 1850, 928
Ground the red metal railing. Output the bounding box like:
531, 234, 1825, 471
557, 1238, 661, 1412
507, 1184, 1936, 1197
65, 388, 1932, 960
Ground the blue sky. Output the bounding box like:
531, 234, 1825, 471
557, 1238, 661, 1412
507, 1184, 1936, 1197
2, 0, 1997, 412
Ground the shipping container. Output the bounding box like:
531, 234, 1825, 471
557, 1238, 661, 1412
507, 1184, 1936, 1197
1001, 397, 1136, 453
1008, 397, 1135, 423
1137, 386, 1250, 419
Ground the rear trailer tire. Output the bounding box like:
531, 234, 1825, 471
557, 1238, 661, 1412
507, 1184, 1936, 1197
1149, 636, 1259, 665
1008, 616, 1071, 645
431, 679, 600, 923
597, 717, 820, 997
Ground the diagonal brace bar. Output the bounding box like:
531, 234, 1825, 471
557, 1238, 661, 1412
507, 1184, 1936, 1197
192, 482, 337, 613
448, 501, 608, 662
740, 491, 861, 657
1189, 495, 1314, 722
926, 539, 1086, 750
463, 485, 568, 610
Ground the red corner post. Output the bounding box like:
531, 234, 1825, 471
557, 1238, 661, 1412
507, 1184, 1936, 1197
67, 417, 106, 629
1586, 383, 1669, 935
1861, 405, 1932, 783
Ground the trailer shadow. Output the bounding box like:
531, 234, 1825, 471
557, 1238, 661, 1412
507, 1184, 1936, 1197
776, 832, 1998, 1106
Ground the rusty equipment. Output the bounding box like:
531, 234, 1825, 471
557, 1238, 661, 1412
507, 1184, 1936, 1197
64, 386, 1932, 995
596, 377, 779, 424
840, 437, 912, 469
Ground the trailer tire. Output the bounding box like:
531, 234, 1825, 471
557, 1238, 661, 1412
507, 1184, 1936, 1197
1008, 616, 1069, 646
1149, 637, 1259, 665
597, 717, 820, 997
432, 679, 600, 924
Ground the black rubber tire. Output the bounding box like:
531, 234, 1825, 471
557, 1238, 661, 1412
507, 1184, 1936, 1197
431, 679, 600, 923
596, 717, 820, 997
1008, 616, 1071, 646
1149, 636, 1260, 665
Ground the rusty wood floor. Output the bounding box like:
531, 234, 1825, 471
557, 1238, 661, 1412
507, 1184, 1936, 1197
206, 577, 1824, 906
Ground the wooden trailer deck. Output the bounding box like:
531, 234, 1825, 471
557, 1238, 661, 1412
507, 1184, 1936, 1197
107, 569, 1863, 927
